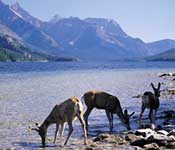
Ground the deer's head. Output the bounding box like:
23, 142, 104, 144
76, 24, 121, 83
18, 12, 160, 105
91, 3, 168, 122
151, 82, 161, 97
122, 109, 135, 130
30, 123, 47, 147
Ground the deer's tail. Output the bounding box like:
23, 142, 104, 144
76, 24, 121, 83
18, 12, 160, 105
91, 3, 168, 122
81, 95, 85, 104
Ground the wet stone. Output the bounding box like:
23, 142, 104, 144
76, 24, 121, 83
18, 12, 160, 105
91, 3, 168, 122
166, 142, 175, 149
143, 143, 160, 150
135, 128, 155, 137
125, 134, 140, 142
168, 129, 175, 137
130, 138, 148, 147
93, 133, 125, 145
157, 130, 168, 135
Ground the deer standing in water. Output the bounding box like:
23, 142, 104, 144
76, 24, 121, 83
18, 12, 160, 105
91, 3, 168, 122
82, 90, 135, 132
30, 97, 87, 147
139, 83, 161, 125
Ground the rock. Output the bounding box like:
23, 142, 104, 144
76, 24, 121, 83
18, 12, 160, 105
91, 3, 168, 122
143, 143, 160, 150
93, 133, 125, 145
166, 142, 175, 149
164, 110, 175, 119
93, 134, 110, 142
125, 134, 140, 142
157, 130, 168, 135
132, 146, 142, 150
163, 125, 175, 132
85, 148, 93, 150
135, 128, 155, 137
146, 133, 175, 146
130, 138, 148, 147
159, 72, 175, 77
168, 129, 175, 137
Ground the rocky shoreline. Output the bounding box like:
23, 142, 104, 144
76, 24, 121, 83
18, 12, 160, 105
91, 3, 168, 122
84, 110, 175, 150
1, 71, 175, 150
85, 72, 175, 150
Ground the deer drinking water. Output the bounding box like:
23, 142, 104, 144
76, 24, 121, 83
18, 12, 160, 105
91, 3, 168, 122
139, 83, 161, 125
82, 90, 135, 132
30, 97, 87, 147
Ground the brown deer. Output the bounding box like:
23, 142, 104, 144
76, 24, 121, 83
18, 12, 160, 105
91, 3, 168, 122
139, 83, 161, 125
30, 97, 87, 147
82, 90, 135, 132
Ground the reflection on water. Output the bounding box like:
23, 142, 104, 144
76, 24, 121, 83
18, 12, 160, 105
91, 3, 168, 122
0, 62, 174, 149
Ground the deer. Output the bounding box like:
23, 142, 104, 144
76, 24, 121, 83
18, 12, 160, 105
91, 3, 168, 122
82, 90, 135, 132
29, 97, 87, 147
139, 83, 161, 126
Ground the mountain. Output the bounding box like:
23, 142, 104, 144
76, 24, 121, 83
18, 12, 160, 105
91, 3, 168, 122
0, 1, 61, 54
146, 48, 175, 61
10, 2, 42, 28
0, 33, 49, 61
1, 0, 175, 61
42, 17, 149, 60
147, 39, 175, 55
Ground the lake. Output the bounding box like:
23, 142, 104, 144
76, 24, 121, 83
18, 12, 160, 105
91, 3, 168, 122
0, 61, 174, 149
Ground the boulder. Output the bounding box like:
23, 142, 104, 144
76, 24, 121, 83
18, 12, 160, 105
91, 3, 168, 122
130, 138, 148, 147
125, 133, 140, 142
93, 133, 125, 145
168, 129, 175, 137
146, 133, 175, 146
166, 142, 175, 149
143, 143, 160, 150
135, 128, 156, 137
157, 130, 168, 135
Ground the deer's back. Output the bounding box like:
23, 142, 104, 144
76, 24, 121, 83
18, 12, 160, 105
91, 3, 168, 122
54, 97, 81, 122
142, 92, 159, 109
84, 90, 119, 112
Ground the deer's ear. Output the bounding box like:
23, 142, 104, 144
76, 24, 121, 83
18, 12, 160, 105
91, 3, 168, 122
124, 109, 128, 116
151, 83, 156, 90
158, 82, 161, 90
129, 112, 135, 118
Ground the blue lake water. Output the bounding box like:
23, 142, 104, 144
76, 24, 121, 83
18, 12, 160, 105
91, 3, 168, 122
0, 61, 174, 149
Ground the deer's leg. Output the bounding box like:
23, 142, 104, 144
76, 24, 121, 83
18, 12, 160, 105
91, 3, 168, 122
84, 107, 93, 130
152, 109, 157, 124
64, 121, 73, 146
53, 123, 59, 144
139, 104, 146, 124
111, 113, 113, 130
105, 110, 113, 132
59, 123, 65, 145
149, 109, 153, 123
77, 113, 87, 145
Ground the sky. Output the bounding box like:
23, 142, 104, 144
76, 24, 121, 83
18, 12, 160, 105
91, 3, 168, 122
3, 0, 175, 42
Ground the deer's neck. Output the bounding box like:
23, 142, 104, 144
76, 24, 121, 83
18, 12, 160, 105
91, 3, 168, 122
115, 102, 125, 121
41, 119, 52, 131
41, 112, 57, 131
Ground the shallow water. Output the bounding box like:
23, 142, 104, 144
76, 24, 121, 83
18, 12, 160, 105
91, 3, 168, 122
0, 62, 175, 149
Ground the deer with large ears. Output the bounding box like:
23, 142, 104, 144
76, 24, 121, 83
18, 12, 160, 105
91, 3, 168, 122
29, 97, 87, 147
82, 90, 135, 132
139, 82, 161, 125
